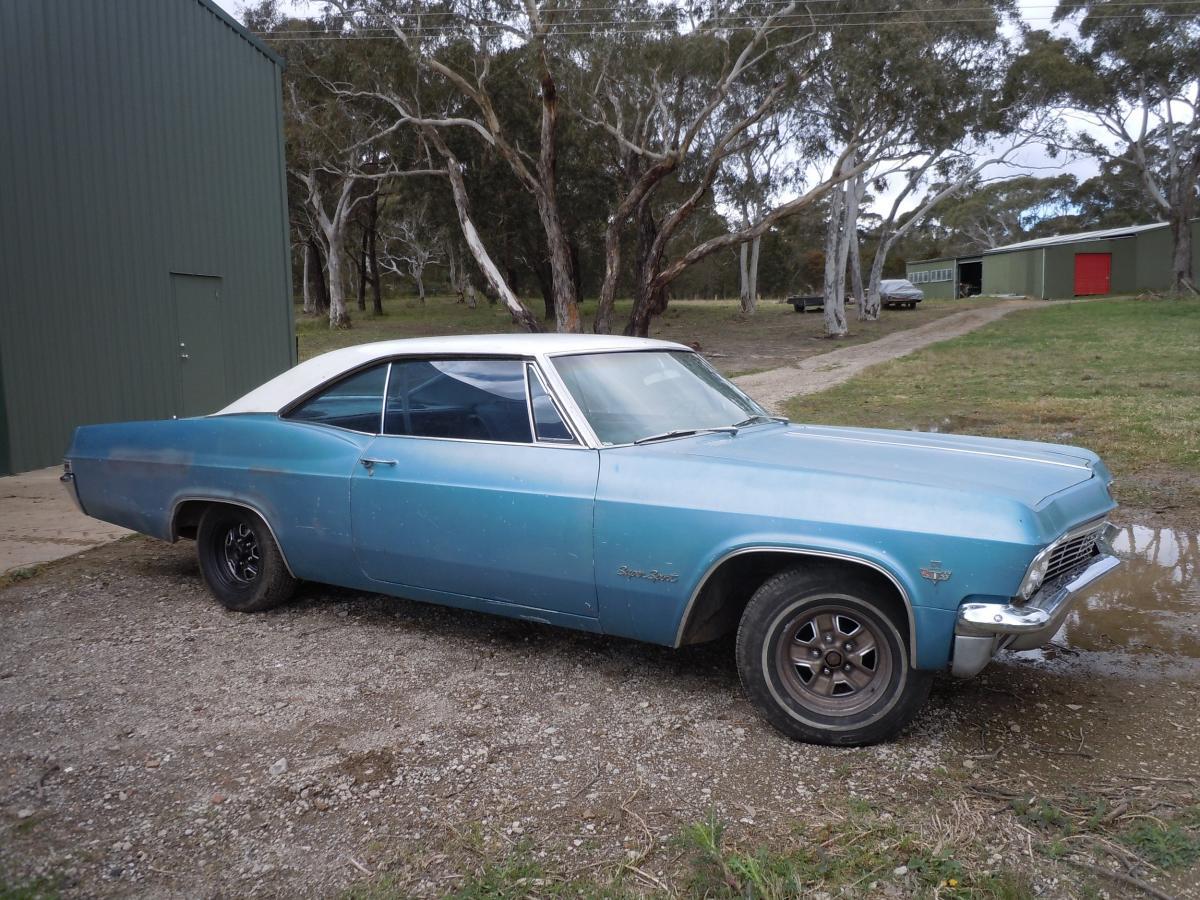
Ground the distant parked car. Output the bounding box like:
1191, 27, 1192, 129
62, 335, 1121, 746
881, 278, 924, 309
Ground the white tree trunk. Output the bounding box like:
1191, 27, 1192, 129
447, 243, 463, 303
414, 268, 426, 304
849, 223, 864, 314
441, 158, 541, 331
823, 181, 848, 337
747, 234, 760, 314
302, 242, 314, 315
326, 228, 350, 329
738, 241, 751, 313
864, 235, 890, 321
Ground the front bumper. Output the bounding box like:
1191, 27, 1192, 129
950, 524, 1122, 678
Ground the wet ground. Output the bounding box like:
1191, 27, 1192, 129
1, 515, 1198, 897
1015, 522, 1200, 677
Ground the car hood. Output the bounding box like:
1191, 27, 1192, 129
674, 423, 1105, 508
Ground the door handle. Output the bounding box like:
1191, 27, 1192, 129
359, 458, 398, 475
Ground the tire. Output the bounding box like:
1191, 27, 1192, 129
196, 505, 297, 612
735, 567, 932, 746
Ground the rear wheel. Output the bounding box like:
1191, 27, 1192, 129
196, 505, 296, 612
736, 567, 932, 745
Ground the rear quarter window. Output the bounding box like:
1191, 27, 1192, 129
285, 364, 387, 432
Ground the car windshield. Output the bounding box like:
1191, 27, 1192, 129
552, 350, 767, 445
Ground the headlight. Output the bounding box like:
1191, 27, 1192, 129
1017, 545, 1053, 601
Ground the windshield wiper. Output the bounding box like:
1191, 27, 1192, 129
633, 426, 739, 445
731, 414, 789, 428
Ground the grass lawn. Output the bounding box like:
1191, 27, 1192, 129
296, 293, 1006, 375
784, 296, 1200, 514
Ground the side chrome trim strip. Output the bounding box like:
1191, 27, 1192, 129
169, 496, 297, 579
784, 431, 1093, 471
674, 546, 919, 667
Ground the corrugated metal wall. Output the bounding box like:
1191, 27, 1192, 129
1136, 221, 1200, 292
0, 0, 293, 474
904, 259, 956, 300
982, 249, 1043, 297
981, 221, 1200, 300
1043, 238, 1137, 298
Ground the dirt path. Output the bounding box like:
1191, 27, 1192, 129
732, 299, 1045, 412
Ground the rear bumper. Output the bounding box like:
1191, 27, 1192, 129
60, 464, 86, 515
950, 525, 1121, 678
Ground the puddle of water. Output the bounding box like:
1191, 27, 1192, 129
1011, 524, 1200, 677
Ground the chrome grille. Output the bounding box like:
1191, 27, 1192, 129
1044, 522, 1104, 582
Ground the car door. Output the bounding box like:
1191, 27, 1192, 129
350, 357, 599, 618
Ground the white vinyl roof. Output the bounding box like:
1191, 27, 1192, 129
217, 333, 688, 415
984, 222, 1167, 254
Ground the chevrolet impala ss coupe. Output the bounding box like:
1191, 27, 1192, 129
62, 335, 1122, 745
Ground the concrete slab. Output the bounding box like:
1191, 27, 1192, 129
0, 466, 130, 575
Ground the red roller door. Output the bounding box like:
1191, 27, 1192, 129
1074, 252, 1111, 296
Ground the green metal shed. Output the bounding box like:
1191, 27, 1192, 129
905, 255, 984, 299
0, 0, 294, 475
980, 221, 1200, 299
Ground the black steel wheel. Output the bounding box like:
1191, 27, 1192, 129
196, 505, 297, 612
736, 567, 932, 746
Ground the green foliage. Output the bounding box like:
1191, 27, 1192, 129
0, 875, 60, 900
0, 565, 47, 590
673, 809, 1032, 900
1119, 815, 1200, 870
341, 851, 632, 900
1010, 797, 1073, 831
1013, 2, 1200, 290
929, 175, 1077, 255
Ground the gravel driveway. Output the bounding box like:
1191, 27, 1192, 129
732, 300, 1046, 412
2, 526, 1198, 898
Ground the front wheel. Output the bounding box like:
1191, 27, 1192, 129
196, 505, 297, 612
736, 567, 932, 746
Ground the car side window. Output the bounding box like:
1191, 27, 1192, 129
384, 359, 532, 443
526, 364, 575, 443
284, 364, 388, 433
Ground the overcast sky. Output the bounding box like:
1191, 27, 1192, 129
211, 0, 1105, 215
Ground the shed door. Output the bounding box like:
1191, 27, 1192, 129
1074, 253, 1111, 296
171, 273, 226, 416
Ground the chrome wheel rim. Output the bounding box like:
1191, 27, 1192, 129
222, 523, 261, 584
774, 602, 892, 717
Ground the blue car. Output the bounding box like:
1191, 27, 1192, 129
62, 335, 1121, 745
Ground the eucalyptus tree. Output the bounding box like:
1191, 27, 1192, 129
286, 84, 380, 329
932, 174, 1077, 252
379, 197, 444, 303
272, 11, 440, 329
1071, 157, 1163, 228
326, 0, 588, 331
1020, 1, 1200, 293
718, 115, 799, 314
863, 123, 1048, 318
580, 1, 877, 336
807, 0, 1022, 333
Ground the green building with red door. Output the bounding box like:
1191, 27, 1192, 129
907, 220, 1200, 301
